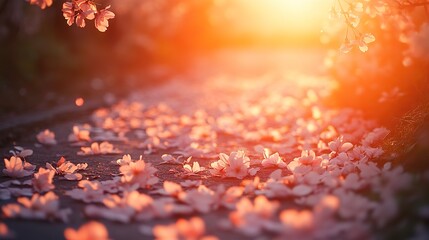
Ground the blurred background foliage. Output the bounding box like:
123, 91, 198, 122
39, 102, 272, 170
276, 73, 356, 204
0, 0, 330, 113
0, 0, 238, 112
0, 0, 428, 162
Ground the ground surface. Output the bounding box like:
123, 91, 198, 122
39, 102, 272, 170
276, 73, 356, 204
0, 50, 428, 240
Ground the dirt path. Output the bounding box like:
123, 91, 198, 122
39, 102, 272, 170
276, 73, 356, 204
0, 50, 427, 240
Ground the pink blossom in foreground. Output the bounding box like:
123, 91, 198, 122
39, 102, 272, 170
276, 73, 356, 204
95, 5, 115, 32
64, 221, 109, 240
210, 151, 251, 179
159, 154, 184, 165
328, 136, 353, 154
115, 154, 133, 166
215, 185, 244, 210
61, 0, 114, 32
78, 141, 121, 156
3, 156, 34, 178
36, 129, 57, 145
2, 192, 71, 222
153, 217, 218, 240
183, 161, 206, 176
62, 1, 76, 26
120, 159, 159, 189
85, 191, 153, 223
153, 181, 183, 197
65, 180, 105, 203
361, 127, 390, 147
68, 125, 91, 142
75, 1, 97, 28
179, 185, 215, 213
32, 167, 55, 193
46, 157, 87, 181
137, 198, 193, 221
261, 152, 287, 168
294, 150, 322, 166
280, 209, 314, 233
230, 196, 279, 236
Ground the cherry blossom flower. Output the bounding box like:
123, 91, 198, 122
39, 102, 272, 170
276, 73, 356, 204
77, 141, 121, 156
85, 191, 153, 223
214, 185, 244, 210
137, 198, 193, 221
292, 184, 313, 197
152, 181, 183, 197
225, 154, 250, 179
9, 146, 33, 158
288, 151, 321, 175
27, 0, 52, 9
361, 127, 390, 147
62, 0, 103, 29
159, 154, 184, 165
66, 180, 105, 203
356, 33, 376, 52
241, 177, 261, 195
183, 161, 206, 176
95, 5, 115, 32
334, 189, 375, 221
152, 224, 178, 240
32, 167, 55, 193
46, 157, 87, 181
3, 156, 34, 178
210, 151, 250, 179
120, 159, 159, 189
210, 153, 228, 176
229, 196, 279, 236
114, 154, 145, 166
262, 181, 292, 198
178, 185, 215, 213
2, 192, 71, 222
261, 152, 287, 168
62, 1, 76, 26
36, 129, 57, 145
68, 125, 91, 142
280, 209, 314, 231
153, 217, 217, 240
64, 221, 109, 240
314, 194, 340, 217
329, 136, 353, 153
115, 154, 133, 166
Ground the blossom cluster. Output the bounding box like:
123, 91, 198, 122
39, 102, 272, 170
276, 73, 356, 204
326, 0, 429, 54
27, 0, 115, 32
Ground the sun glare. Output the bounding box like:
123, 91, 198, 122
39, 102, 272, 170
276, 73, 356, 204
233, 0, 331, 42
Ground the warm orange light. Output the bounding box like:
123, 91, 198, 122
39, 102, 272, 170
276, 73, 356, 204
75, 97, 84, 107
232, 0, 331, 43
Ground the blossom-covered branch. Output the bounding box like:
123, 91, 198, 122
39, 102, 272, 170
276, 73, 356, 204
330, 0, 429, 53
27, 0, 115, 32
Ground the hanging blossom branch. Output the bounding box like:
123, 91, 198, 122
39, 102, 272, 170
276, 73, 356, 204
27, 0, 115, 32
331, 0, 429, 53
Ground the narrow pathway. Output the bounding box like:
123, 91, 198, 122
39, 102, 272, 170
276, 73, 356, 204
1, 50, 427, 240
